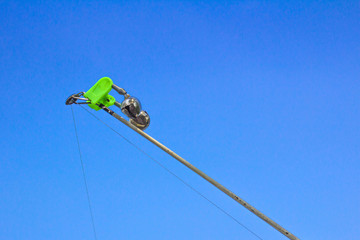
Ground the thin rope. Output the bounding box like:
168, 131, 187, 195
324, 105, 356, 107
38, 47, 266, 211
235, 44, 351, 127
71, 105, 98, 240
78, 105, 264, 240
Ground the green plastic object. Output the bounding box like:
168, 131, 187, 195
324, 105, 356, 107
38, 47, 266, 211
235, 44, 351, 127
84, 77, 116, 110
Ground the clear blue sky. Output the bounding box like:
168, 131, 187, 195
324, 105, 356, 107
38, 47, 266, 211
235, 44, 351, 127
0, 1, 359, 239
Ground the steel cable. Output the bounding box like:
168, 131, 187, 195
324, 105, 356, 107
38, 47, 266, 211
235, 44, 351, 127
71, 105, 98, 240
78, 105, 264, 240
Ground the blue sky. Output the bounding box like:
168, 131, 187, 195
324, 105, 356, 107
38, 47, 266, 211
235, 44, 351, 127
0, 1, 359, 239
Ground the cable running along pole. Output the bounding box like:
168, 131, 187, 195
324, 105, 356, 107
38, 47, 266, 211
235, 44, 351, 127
66, 77, 300, 240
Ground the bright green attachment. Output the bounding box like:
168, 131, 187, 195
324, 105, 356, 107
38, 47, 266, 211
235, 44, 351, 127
84, 77, 116, 110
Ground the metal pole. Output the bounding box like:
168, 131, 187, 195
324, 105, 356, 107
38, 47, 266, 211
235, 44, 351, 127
101, 106, 299, 240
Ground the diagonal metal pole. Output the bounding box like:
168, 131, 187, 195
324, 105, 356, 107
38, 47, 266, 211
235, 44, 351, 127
100, 105, 300, 240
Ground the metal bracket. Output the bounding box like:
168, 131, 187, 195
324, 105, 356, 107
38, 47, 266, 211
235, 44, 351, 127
65, 92, 89, 105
